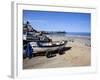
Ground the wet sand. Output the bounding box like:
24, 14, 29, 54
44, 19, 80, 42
23, 35, 91, 69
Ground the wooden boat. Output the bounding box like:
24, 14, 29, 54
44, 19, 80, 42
25, 40, 67, 58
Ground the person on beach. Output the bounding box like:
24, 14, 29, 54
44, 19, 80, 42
26, 43, 33, 59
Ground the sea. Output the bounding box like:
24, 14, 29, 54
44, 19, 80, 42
47, 32, 91, 37
66, 32, 91, 37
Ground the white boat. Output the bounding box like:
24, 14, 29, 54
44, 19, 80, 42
30, 40, 67, 53
23, 40, 67, 58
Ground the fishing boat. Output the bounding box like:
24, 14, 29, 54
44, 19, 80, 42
23, 40, 67, 58
32, 40, 67, 58
30, 40, 67, 52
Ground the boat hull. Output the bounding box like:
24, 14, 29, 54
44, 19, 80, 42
31, 41, 67, 54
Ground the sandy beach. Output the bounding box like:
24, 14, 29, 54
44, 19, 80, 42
23, 35, 91, 69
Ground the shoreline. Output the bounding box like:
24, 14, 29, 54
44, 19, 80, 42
48, 34, 91, 47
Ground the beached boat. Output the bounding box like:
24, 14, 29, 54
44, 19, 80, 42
31, 40, 67, 52
24, 40, 67, 58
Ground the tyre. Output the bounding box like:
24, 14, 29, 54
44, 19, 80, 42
46, 52, 56, 58
59, 50, 65, 55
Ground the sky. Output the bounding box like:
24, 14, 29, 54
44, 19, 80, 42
23, 10, 91, 33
